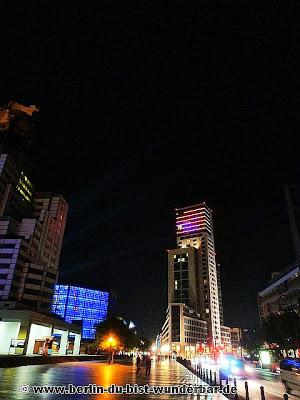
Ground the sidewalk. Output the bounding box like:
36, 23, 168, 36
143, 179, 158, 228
0, 358, 228, 399
141, 359, 228, 399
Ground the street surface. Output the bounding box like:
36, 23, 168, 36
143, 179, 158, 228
0, 359, 227, 400
235, 369, 297, 400
192, 359, 297, 400
0, 358, 297, 400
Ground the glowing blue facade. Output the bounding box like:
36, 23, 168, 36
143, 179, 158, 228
52, 285, 109, 339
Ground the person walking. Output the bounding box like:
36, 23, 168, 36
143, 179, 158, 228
108, 349, 113, 365
47, 337, 54, 355
42, 338, 49, 356
136, 355, 141, 375
145, 354, 151, 377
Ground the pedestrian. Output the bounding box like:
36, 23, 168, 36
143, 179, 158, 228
136, 355, 141, 375
108, 350, 112, 365
48, 337, 54, 355
42, 338, 49, 356
145, 354, 151, 377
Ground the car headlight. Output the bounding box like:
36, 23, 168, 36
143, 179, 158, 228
231, 366, 240, 374
221, 359, 230, 368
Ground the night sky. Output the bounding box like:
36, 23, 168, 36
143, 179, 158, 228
1, 2, 299, 339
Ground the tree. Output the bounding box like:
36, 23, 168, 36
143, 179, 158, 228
261, 310, 300, 350
94, 317, 147, 352
138, 336, 151, 352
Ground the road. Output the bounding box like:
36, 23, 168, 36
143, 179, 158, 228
0, 359, 227, 400
235, 368, 297, 400
192, 360, 297, 400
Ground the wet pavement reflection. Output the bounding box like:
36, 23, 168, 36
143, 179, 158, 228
0, 359, 227, 399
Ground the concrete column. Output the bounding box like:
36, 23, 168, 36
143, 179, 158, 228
71, 333, 81, 356
180, 305, 185, 357
19, 320, 30, 355
59, 330, 68, 356
53, 329, 68, 355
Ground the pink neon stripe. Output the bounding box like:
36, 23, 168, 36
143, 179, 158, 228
177, 227, 201, 233
177, 221, 205, 227
176, 212, 206, 220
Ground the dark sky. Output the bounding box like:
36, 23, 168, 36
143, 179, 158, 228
1, 2, 299, 339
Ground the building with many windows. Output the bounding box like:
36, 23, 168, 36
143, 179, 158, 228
161, 202, 230, 357
0, 188, 68, 313
0, 101, 81, 355
230, 327, 242, 353
175, 203, 222, 345
217, 262, 224, 325
220, 325, 231, 351
257, 262, 300, 320
0, 102, 68, 313
161, 303, 208, 358
52, 285, 109, 339
168, 247, 201, 311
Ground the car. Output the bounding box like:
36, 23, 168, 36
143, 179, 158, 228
280, 358, 300, 396
219, 355, 246, 377
270, 362, 280, 374
244, 361, 255, 374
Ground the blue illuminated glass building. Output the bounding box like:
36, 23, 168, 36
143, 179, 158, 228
52, 285, 109, 339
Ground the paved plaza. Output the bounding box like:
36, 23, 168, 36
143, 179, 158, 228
0, 359, 227, 400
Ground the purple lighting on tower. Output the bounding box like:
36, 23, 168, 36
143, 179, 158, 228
175, 203, 212, 238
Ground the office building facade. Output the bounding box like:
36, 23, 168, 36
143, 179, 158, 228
0, 102, 68, 313
257, 262, 300, 320
230, 327, 242, 353
161, 303, 208, 358
52, 285, 109, 339
175, 203, 221, 347
162, 202, 230, 357
168, 247, 201, 311
0, 101, 80, 355
220, 325, 231, 351
0, 187, 68, 313
217, 262, 224, 325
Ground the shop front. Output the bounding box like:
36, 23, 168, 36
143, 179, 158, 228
0, 309, 81, 356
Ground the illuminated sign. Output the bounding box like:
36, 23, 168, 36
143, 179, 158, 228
10, 339, 25, 348
259, 350, 271, 365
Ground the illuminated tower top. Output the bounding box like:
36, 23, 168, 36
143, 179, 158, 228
176, 202, 213, 245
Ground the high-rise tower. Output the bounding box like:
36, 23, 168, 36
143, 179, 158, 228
175, 203, 221, 346
0, 102, 68, 314
163, 202, 226, 356
0, 102, 82, 357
